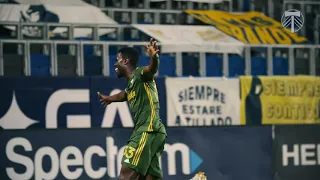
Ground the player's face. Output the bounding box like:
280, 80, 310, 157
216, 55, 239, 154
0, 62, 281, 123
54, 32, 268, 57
114, 53, 127, 78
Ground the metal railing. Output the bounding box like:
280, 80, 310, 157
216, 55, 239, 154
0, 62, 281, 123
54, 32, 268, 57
1, 20, 208, 41
102, 8, 184, 24
92, 0, 232, 11
0, 40, 319, 77
316, 15, 320, 45
0, 7, 233, 40
0, 21, 132, 41
0, 9, 189, 41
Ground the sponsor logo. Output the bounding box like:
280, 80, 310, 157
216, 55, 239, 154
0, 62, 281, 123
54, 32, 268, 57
164, 143, 203, 175
0, 92, 38, 129
5, 136, 202, 179
0, 89, 134, 129
281, 9, 304, 33
282, 144, 320, 166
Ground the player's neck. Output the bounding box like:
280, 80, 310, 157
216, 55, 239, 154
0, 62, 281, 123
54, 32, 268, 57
124, 67, 135, 81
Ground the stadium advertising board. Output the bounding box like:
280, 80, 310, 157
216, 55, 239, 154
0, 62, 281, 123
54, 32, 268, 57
0, 77, 166, 129
240, 76, 320, 125
185, 10, 308, 44
0, 126, 272, 180
273, 125, 320, 180
165, 77, 241, 126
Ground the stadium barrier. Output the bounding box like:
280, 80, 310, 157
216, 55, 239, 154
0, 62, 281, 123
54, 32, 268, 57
0, 76, 167, 129
102, 8, 185, 24
1, 125, 320, 180
1, 76, 319, 130
273, 125, 320, 180
0, 126, 272, 180
0, 40, 319, 77
240, 76, 320, 125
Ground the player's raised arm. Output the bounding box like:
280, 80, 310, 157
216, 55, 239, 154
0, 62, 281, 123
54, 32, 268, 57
97, 90, 127, 106
142, 38, 160, 81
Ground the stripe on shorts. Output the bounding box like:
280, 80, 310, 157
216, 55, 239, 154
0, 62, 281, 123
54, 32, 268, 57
132, 132, 148, 165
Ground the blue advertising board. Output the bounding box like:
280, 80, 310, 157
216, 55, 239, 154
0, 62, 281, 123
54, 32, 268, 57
0, 77, 166, 129
273, 125, 320, 180
0, 126, 273, 180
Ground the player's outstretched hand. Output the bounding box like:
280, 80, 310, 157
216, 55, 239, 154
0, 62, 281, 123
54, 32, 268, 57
97, 92, 111, 107
144, 38, 159, 59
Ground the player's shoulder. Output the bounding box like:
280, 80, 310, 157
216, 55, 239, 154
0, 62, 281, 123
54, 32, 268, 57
134, 66, 146, 77
135, 66, 145, 73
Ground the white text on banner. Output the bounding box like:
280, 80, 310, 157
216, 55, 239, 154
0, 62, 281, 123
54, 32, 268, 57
165, 77, 241, 126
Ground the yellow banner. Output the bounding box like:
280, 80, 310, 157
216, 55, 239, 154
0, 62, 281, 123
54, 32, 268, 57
185, 10, 308, 44
240, 76, 320, 125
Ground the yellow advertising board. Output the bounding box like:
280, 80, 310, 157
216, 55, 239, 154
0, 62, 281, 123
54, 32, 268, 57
240, 76, 320, 125
185, 10, 308, 44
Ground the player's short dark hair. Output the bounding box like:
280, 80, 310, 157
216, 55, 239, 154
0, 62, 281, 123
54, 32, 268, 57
118, 47, 139, 67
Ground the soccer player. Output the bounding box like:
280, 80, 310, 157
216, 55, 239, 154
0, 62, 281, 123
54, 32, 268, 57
97, 38, 167, 180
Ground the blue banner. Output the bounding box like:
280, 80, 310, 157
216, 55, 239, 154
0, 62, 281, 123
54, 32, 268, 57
0, 77, 166, 129
0, 127, 273, 180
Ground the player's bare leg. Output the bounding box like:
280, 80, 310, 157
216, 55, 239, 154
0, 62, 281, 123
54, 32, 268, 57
119, 166, 145, 180
119, 166, 162, 180
146, 174, 161, 180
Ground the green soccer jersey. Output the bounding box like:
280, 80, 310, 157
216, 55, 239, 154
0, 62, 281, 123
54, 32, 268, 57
125, 67, 166, 134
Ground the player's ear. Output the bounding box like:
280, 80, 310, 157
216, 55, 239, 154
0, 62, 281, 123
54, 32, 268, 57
123, 58, 129, 65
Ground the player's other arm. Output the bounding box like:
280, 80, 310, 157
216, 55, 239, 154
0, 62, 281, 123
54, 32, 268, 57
142, 38, 160, 81
97, 90, 127, 106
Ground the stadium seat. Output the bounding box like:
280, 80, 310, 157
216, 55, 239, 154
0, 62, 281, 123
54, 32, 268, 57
182, 55, 199, 76
273, 57, 289, 75
30, 44, 44, 54
108, 46, 119, 55
57, 55, 77, 76
74, 37, 93, 42
114, 12, 132, 24
158, 55, 176, 76
109, 55, 117, 77
251, 57, 267, 76
133, 46, 144, 55
50, 36, 69, 40
124, 29, 142, 41
2, 43, 19, 54
206, 55, 223, 77
57, 44, 70, 55
137, 21, 154, 25
295, 58, 310, 75
84, 56, 103, 76
100, 37, 117, 41
3, 54, 25, 76
30, 54, 51, 76
83, 44, 94, 56
32, 67, 51, 76
138, 55, 150, 67
123, 28, 133, 41
228, 55, 245, 77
